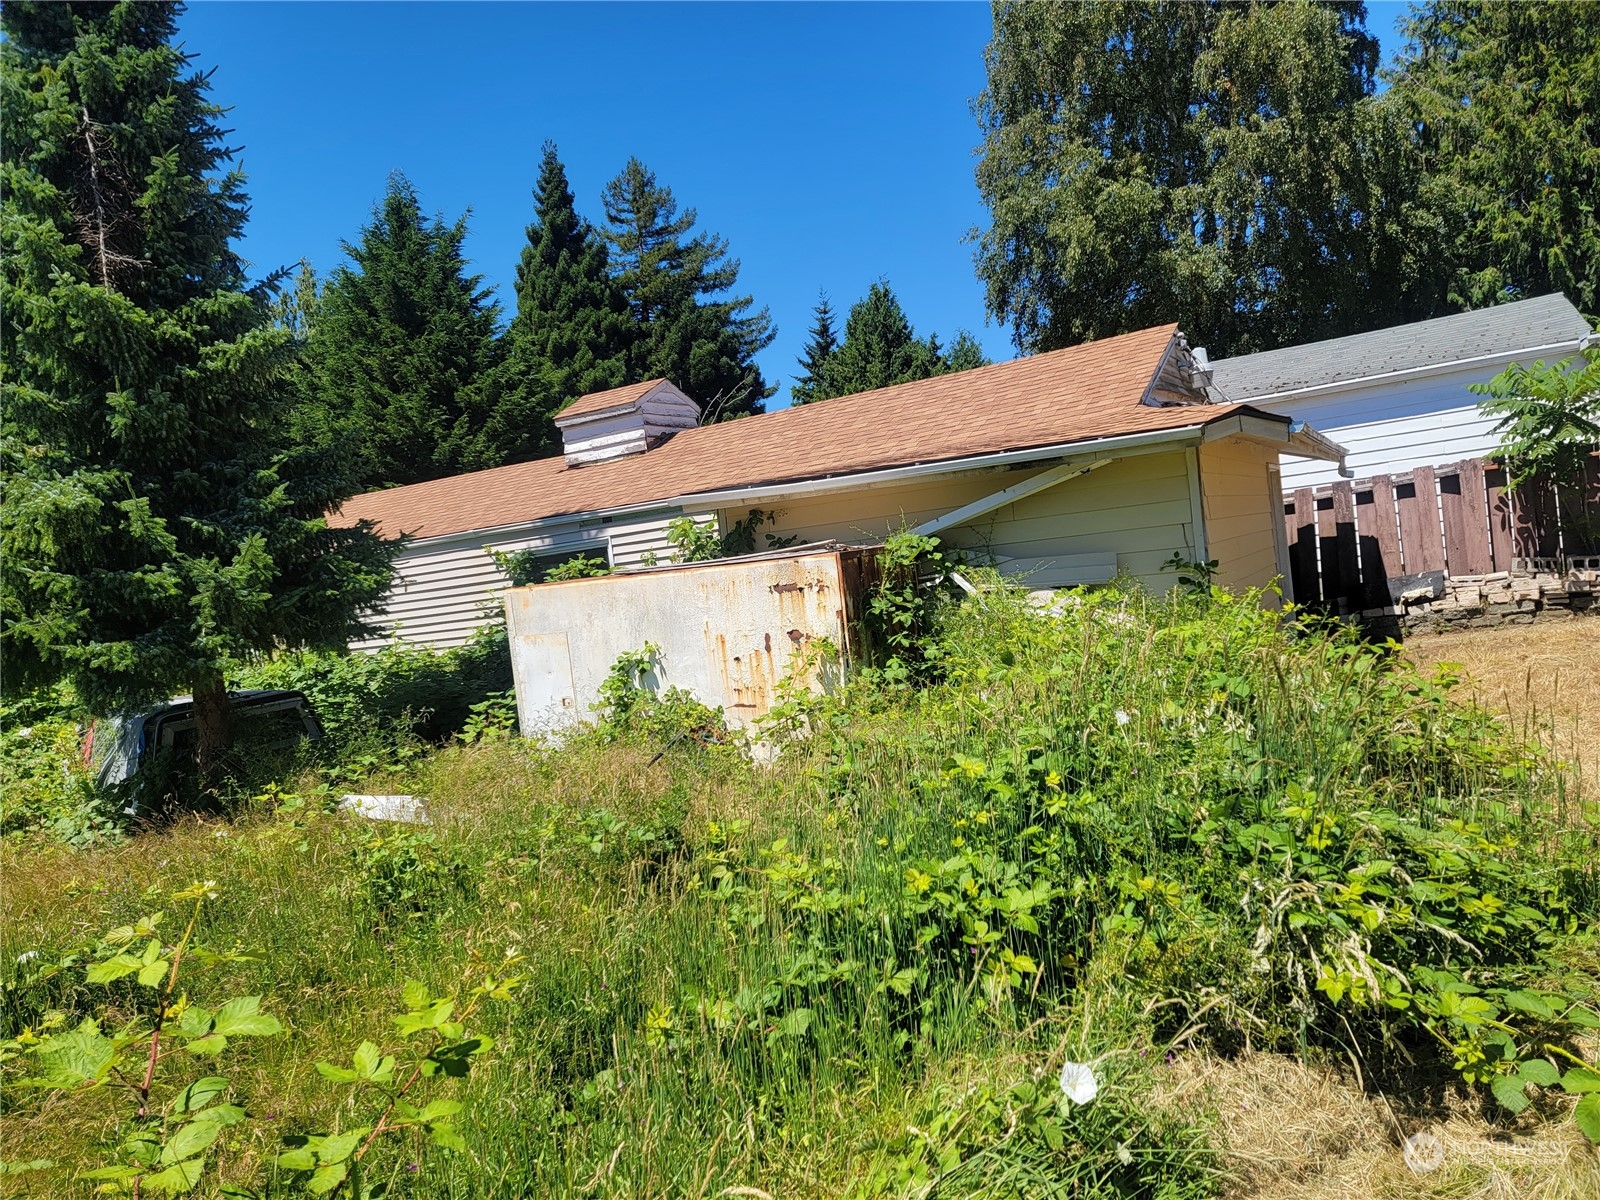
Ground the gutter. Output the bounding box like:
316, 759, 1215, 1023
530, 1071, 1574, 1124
1219, 339, 1586, 405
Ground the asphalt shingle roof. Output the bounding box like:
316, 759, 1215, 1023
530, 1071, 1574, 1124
1209, 293, 1593, 401
333, 323, 1267, 541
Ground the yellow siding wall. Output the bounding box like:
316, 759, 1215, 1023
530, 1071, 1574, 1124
1197, 436, 1284, 596
731, 450, 1203, 592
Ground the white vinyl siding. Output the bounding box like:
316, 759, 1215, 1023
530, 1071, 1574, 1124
353, 508, 705, 650
1260, 363, 1517, 488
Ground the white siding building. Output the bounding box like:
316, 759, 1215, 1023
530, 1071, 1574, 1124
1209, 293, 1595, 488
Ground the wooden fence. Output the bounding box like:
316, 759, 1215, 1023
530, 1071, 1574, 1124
1282, 451, 1600, 613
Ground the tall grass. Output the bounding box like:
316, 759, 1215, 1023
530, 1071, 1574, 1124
2, 585, 1595, 1198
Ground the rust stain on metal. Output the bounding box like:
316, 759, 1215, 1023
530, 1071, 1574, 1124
770, 581, 804, 594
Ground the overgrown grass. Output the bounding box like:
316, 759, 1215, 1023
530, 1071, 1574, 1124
2, 585, 1596, 1198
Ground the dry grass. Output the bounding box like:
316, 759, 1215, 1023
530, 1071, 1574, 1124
1406, 616, 1599, 793
1155, 1049, 1600, 1200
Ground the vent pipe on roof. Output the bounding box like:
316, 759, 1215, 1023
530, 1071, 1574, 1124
554, 380, 701, 467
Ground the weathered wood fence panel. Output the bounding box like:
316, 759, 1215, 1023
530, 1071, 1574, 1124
1282, 450, 1600, 613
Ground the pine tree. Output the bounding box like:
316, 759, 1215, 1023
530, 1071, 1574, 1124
942, 331, 990, 374
790, 293, 840, 405
299, 174, 503, 488
601, 158, 775, 419
488, 143, 630, 461
0, 1, 394, 776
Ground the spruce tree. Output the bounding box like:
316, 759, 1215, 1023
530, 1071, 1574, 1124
942, 331, 991, 374
601, 158, 775, 419
489, 143, 630, 461
790, 293, 840, 405
1, 1, 394, 775
299, 174, 503, 488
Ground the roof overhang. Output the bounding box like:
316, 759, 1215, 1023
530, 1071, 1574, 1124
397, 414, 1328, 550
1216, 339, 1587, 405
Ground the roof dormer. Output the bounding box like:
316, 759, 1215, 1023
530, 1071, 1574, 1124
554, 379, 701, 467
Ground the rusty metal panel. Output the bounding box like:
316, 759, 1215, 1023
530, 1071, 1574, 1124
503, 545, 875, 734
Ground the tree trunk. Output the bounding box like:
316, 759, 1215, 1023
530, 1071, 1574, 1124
192, 669, 233, 790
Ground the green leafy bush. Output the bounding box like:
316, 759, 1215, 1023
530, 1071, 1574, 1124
234, 625, 511, 751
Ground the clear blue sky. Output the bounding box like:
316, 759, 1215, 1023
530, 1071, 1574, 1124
177, 1, 1412, 409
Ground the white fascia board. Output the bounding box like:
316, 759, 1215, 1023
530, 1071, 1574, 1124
1201, 413, 1349, 464
1221, 339, 1587, 405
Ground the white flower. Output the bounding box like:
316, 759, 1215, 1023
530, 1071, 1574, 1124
1058, 1060, 1099, 1105
1402, 1131, 1444, 1174
1114, 710, 1131, 726
1115, 1141, 1133, 1165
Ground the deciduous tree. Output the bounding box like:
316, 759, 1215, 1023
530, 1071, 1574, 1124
973, 0, 1453, 357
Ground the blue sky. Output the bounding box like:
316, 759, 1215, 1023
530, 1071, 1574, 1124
178, 1, 1412, 408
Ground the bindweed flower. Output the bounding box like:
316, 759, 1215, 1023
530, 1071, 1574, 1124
1116, 1141, 1133, 1166
1058, 1060, 1098, 1105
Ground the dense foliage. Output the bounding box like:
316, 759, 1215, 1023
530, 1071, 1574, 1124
601, 158, 776, 420
293, 174, 505, 489
4, 582, 1595, 1197
1472, 345, 1600, 489
974, 0, 1599, 358
0, 0, 394, 772
790, 282, 989, 404
1389, 0, 1600, 315
489, 143, 631, 464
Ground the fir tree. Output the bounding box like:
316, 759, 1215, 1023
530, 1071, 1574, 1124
813, 281, 944, 400
488, 143, 630, 461
790, 293, 841, 405
601, 158, 775, 419
299, 174, 503, 488
942, 331, 991, 374
1, 1, 394, 776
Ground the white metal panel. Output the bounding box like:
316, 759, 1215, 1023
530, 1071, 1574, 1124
510, 631, 579, 737
504, 548, 865, 731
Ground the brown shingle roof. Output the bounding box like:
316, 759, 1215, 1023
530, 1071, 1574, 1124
334, 323, 1256, 541
555, 378, 668, 421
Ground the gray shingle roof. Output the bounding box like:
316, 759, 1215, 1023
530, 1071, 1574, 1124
1209, 293, 1593, 401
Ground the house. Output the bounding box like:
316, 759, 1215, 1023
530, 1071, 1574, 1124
332, 322, 1347, 649
1209, 293, 1596, 489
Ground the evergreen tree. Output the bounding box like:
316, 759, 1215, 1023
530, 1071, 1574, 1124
942, 331, 991, 374
790, 293, 840, 405
0, 1, 394, 775
804, 281, 982, 401
974, 1, 1454, 356
299, 174, 503, 488
1388, 1, 1600, 313
821, 282, 942, 398
489, 142, 631, 461
601, 158, 775, 419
